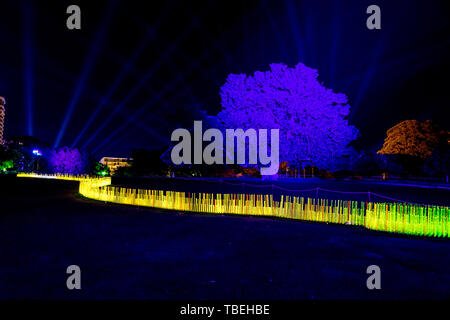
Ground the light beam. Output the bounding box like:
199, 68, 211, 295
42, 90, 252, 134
22, 0, 34, 136
53, 2, 117, 149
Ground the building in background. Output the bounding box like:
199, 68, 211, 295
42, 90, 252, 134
0, 96, 5, 145
99, 157, 132, 174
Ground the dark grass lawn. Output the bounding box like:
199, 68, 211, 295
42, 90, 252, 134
0, 177, 449, 299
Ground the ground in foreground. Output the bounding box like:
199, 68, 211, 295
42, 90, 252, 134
0, 177, 449, 299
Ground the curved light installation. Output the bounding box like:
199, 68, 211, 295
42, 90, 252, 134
17, 173, 450, 238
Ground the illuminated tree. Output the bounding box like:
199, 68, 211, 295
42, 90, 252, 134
377, 120, 442, 159
216, 63, 359, 170
0, 159, 13, 173
93, 162, 110, 176
50, 147, 85, 174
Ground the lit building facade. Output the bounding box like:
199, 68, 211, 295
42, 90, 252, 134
0, 96, 5, 145
99, 157, 132, 174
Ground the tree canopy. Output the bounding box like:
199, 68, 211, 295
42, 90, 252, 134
50, 147, 85, 174
377, 120, 444, 159
215, 63, 359, 170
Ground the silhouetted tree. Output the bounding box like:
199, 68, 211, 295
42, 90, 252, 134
423, 146, 449, 180
130, 149, 167, 176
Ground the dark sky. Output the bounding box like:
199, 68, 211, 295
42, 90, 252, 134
0, 0, 449, 158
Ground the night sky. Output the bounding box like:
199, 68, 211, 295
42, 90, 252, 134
0, 0, 449, 158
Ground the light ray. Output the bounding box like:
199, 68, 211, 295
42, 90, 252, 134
72, 1, 179, 148
329, 0, 340, 88
91, 51, 211, 154
352, 36, 386, 112
285, 0, 306, 62
71, 36, 151, 148
262, 0, 290, 62
82, 4, 215, 149
53, 2, 117, 149
22, 0, 34, 136
91, 12, 255, 154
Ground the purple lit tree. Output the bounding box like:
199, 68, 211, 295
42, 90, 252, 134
216, 63, 359, 170
50, 147, 86, 174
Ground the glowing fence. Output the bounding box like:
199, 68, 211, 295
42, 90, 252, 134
17, 173, 450, 238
